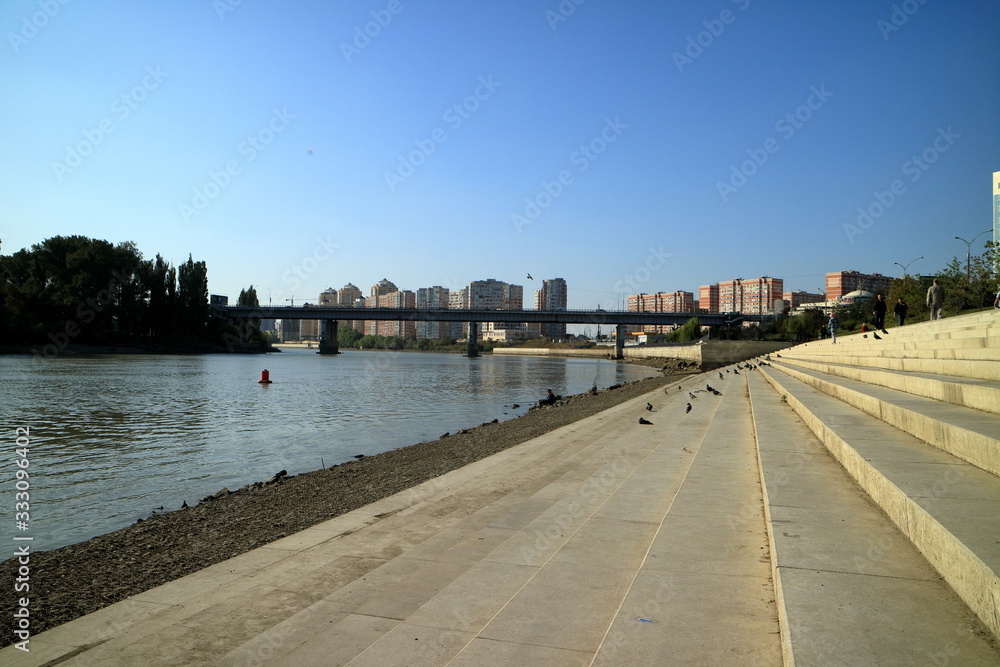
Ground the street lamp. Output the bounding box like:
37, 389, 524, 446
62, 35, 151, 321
954, 230, 992, 278
893, 257, 924, 276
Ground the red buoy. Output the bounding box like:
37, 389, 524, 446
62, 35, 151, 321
258, 369, 272, 384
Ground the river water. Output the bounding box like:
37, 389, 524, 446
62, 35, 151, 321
0, 350, 656, 552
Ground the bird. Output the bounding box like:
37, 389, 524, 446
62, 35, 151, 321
307, 148, 313, 154
873, 332, 882, 340
734, 369, 740, 375
689, 392, 697, 400
881, 329, 889, 335
863, 334, 868, 338
639, 417, 653, 425
682, 447, 692, 453
719, 372, 724, 379
685, 403, 692, 413
526, 273, 534, 280
776, 354, 782, 358
706, 384, 716, 393
646, 403, 653, 411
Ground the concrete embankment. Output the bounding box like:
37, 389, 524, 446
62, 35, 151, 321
494, 340, 791, 369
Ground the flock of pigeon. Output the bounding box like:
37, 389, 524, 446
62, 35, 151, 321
637, 353, 779, 427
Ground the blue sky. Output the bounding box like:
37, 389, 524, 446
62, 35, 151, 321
3, 0, 998, 315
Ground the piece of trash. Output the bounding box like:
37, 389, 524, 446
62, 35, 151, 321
637, 618, 654, 623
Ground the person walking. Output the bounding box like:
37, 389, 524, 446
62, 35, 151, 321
926, 279, 945, 320
828, 312, 840, 344
873, 294, 888, 332
894, 297, 908, 326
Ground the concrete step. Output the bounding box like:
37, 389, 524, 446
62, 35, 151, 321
769, 361, 1000, 476
777, 356, 1000, 417
777, 346, 1000, 382
746, 371, 1000, 666
757, 365, 1000, 643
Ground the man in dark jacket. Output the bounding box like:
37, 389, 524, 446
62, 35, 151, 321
894, 297, 908, 326
873, 294, 888, 332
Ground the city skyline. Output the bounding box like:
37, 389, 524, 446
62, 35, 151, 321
4, 1, 998, 318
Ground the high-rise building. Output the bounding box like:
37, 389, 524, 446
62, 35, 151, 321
699, 277, 783, 315
467, 279, 524, 339
825, 271, 893, 301
627, 291, 694, 333
416, 286, 450, 339
698, 284, 719, 314
783, 290, 825, 310
534, 278, 568, 339
376, 290, 416, 338
337, 282, 364, 332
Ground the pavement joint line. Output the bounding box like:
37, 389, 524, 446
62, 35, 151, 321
587, 373, 732, 665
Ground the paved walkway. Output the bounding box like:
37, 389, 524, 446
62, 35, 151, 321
6, 371, 782, 666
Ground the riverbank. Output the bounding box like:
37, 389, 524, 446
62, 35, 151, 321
0, 372, 686, 644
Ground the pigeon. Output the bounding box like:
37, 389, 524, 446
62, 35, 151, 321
734, 369, 740, 375
706, 384, 716, 393
685, 403, 692, 413
881, 329, 888, 335
689, 392, 697, 400
873, 332, 882, 340
646, 403, 653, 411
719, 372, 724, 379
776, 354, 782, 358
639, 417, 653, 425
864, 334, 868, 338
682, 447, 692, 453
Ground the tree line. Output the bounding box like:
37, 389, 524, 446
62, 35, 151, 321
0, 235, 240, 353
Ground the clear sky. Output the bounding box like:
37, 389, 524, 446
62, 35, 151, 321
3, 0, 999, 316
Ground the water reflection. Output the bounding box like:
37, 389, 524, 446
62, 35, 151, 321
0, 350, 655, 551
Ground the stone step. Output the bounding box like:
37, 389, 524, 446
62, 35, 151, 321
757, 365, 1000, 642
746, 371, 1000, 666
777, 356, 1000, 417
768, 361, 1000, 476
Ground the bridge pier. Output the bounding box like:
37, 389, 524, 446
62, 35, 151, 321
467, 322, 479, 358
318, 319, 340, 354
615, 324, 625, 360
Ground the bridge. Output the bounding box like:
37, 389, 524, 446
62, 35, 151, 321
217, 305, 760, 358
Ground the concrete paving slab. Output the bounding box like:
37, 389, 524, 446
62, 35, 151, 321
476, 561, 635, 654
267, 612, 400, 666
592, 569, 781, 667
449, 637, 593, 666
346, 622, 476, 667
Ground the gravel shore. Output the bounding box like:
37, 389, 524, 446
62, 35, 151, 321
1, 367, 692, 643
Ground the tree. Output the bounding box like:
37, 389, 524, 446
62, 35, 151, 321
177, 254, 208, 338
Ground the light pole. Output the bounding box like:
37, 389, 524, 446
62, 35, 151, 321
893, 257, 924, 277
954, 230, 992, 279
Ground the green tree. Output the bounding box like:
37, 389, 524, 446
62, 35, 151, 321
177, 254, 208, 338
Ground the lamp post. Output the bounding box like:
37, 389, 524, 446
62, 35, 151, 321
954, 230, 992, 279
893, 257, 924, 277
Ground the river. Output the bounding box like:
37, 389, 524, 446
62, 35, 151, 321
0, 350, 656, 552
